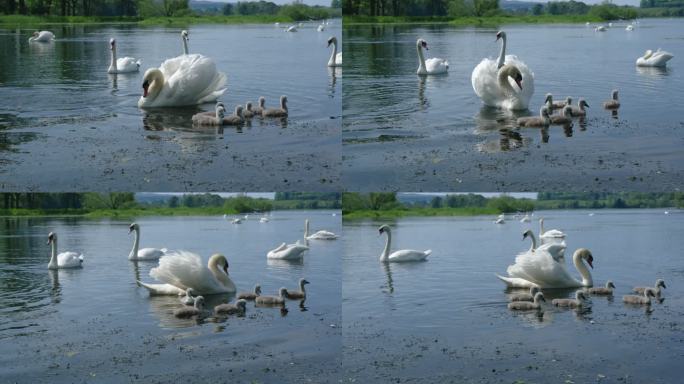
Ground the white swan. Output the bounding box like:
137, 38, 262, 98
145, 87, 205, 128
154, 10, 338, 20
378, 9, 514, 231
472, 31, 534, 110
305, 219, 338, 240
231, 218, 242, 224
29, 31, 55, 43
523, 229, 565, 262
539, 218, 566, 245
520, 214, 531, 223
138, 35, 227, 108
636, 49, 674, 68
416, 39, 448, 75
286, 25, 298, 32
47, 232, 83, 269
181, 30, 189, 55
497, 248, 594, 289
128, 223, 167, 261
267, 241, 309, 260
378, 224, 431, 262
626, 25, 634, 31
107, 38, 140, 74
139, 251, 237, 295
317, 24, 325, 32
260, 217, 269, 223
327, 36, 342, 67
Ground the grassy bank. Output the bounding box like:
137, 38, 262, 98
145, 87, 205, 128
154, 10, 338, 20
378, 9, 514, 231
343, 14, 604, 26
343, 207, 500, 220
0, 14, 303, 26
0, 207, 257, 218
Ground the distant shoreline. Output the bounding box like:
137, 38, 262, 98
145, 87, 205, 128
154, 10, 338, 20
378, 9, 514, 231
342, 14, 678, 26
0, 15, 338, 26
0, 207, 337, 218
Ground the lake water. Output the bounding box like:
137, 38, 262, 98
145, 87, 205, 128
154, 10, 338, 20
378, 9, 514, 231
0, 210, 342, 382
342, 209, 684, 382
342, 19, 684, 191
0, 23, 341, 191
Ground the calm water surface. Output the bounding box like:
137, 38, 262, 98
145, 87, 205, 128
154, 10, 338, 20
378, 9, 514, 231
343, 20, 684, 191
0, 210, 341, 382
0, 23, 341, 191
343, 209, 684, 382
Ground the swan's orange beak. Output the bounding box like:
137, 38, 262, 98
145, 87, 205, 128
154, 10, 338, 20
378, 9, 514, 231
142, 81, 149, 97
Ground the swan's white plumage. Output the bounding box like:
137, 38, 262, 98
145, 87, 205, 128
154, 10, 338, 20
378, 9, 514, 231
472, 55, 534, 110
267, 242, 309, 260
144, 251, 236, 295
499, 248, 593, 288
138, 54, 227, 108
29, 31, 54, 42
636, 49, 674, 67
378, 224, 431, 262
54, 252, 84, 269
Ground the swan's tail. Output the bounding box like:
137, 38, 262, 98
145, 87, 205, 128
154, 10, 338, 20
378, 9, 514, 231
496, 274, 539, 288
78, 254, 84, 262
424, 250, 432, 257
138, 281, 185, 296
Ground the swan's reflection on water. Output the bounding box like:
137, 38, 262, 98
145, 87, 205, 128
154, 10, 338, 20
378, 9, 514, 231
381, 262, 394, 294
48, 270, 62, 304
266, 257, 305, 273
504, 287, 602, 327
636, 65, 670, 78
327, 66, 341, 98
476, 128, 526, 153
145, 292, 235, 329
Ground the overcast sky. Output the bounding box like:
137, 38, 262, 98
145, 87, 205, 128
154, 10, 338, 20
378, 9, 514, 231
200, 0, 333, 6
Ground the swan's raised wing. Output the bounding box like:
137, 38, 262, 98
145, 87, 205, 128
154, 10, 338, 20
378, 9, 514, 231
163, 54, 227, 106
471, 58, 502, 106
57, 252, 83, 268
507, 245, 578, 288
150, 250, 219, 293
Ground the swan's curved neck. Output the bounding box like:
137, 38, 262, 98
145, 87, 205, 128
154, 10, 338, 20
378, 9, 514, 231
129, 227, 140, 259
147, 70, 164, 100
380, 230, 392, 261
208, 257, 235, 290
497, 66, 517, 95
573, 252, 593, 286
527, 232, 537, 252
304, 220, 309, 238
539, 219, 545, 236
182, 38, 189, 55
328, 40, 337, 66
299, 280, 306, 292
49, 239, 57, 268
110, 46, 117, 70
497, 35, 507, 69
417, 43, 426, 73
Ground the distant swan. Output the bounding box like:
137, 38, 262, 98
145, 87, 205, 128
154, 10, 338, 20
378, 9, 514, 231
539, 218, 566, 245
139, 252, 236, 295
603, 90, 620, 109
267, 241, 309, 260
305, 219, 338, 240
523, 229, 565, 262
497, 248, 594, 289
472, 31, 534, 110
262, 96, 289, 118
107, 38, 140, 74
47, 232, 83, 269
29, 31, 55, 43
327, 36, 342, 67
138, 53, 227, 108
128, 223, 167, 261
517, 106, 550, 127
378, 224, 431, 262
416, 38, 448, 75
636, 49, 673, 67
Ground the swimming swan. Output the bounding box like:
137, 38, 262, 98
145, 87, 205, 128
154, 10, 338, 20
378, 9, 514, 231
139, 252, 237, 295
284, 278, 309, 300
497, 248, 594, 289
262, 96, 288, 118
237, 284, 261, 300
255, 287, 287, 306
416, 38, 448, 75
603, 90, 620, 109
327, 36, 342, 67
523, 229, 565, 262
29, 31, 55, 43
623, 288, 656, 305
267, 241, 309, 260
633, 279, 666, 296
517, 106, 550, 127
472, 31, 535, 110
586, 281, 615, 295
180, 288, 196, 305
174, 296, 204, 318
378, 224, 431, 262
544, 94, 571, 110
214, 299, 247, 316
47, 232, 83, 269
509, 286, 540, 302
549, 106, 574, 125
181, 30, 189, 55
305, 219, 338, 240
636, 49, 673, 67
128, 223, 167, 261
539, 218, 566, 245
569, 99, 589, 116
107, 38, 140, 74
552, 290, 588, 308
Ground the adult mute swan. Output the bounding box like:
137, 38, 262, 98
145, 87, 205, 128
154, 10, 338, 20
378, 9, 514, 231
29, 31, 55, 43
107, 38, 140, 74
636, 49, 673, 67
47, 232, 83, 269
137, 54, 227, 108
327, 36, 342, 67
305, 219, 338, 240
139, 251, 237, 295
523, 229, 565, 262
378, 224, 431, 262
128, 223, 167, 261
267, 241, 309, 260
539, 218, 566, 245
603, 90, 620, 109
497, 247, 594, 289
416, 39, 449, 75
472, 31, 534, 110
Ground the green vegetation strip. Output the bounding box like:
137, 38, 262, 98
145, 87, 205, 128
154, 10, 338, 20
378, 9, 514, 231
343, 207, 500, 220
344, 14, 604, 26
0, 14, 299, 26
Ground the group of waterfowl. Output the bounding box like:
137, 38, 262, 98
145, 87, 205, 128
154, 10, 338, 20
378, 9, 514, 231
516, 89, 621, 128
173, 278, 310, 319
588, 22, 674, 67
191, 96, 289, 127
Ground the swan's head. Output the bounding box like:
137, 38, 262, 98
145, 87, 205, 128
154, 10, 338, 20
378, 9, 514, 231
109, 38, 116, 50
501, 65, 523, 90
575, 291, 588, 301
32, 31, 40, 38
417, 38, 428, 50
496, 31, 506, 41
181, 30, 189, 41
210, 253, 229, 274
300, 278, 310, 286
254, 284, 262, 295
606, 281, 615, 289
655, 279, 666, 289
47, 232, 57, 245
194, 296, 205, 309
258, 96, 266, 108
611, 90, 619, 100
327, 36, 337, 47
245, 101, 253, 111
544, 93, 552, 103
522, 229, 534, 240
280, 95, 288, 108
578, 99, 589, 108
576, 248, 594, 269
378, 224, 391, 235
534, 292, 545, 303
128, 223, 139, 234
236, 299, 247, 310
235, 105, 244, 118
279, 287, 288, 297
